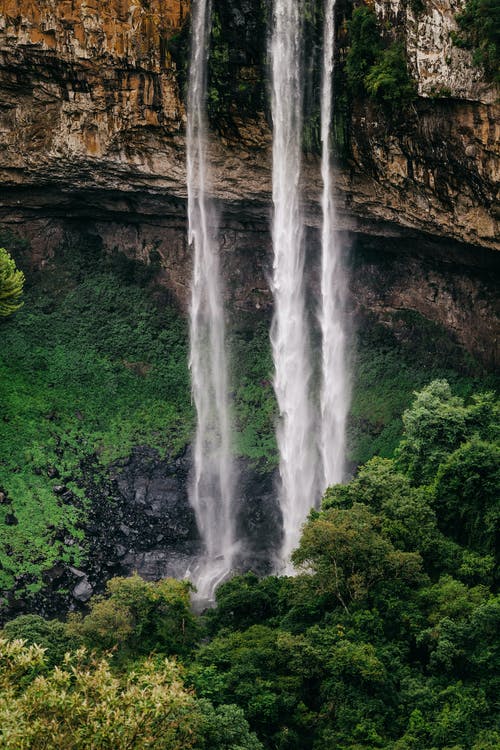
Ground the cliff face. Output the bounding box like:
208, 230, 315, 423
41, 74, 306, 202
0, 0, 498, 362
0, 0, 187, 178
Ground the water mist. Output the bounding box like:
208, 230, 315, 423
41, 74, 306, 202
319, 0, 348, 490
186, 0, 236, 601
270, 0, 319, 568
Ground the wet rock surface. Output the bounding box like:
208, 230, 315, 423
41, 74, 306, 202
1, 446, 282, 621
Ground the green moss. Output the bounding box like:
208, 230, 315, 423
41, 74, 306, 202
452, 0, 500, 83
348, 312, 498, 467
207, 0, 268, 129
231, 321, 278, 473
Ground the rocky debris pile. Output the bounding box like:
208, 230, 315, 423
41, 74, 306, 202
1, 446, 282, 621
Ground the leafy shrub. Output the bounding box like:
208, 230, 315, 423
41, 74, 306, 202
346, 5, 383, 95
0, 248, 24, 317
2, 615, 75, 667
346, 5, 416, 109
365, 42, 416, 106
0, 640, 202, 750
452, 0, 500, 82
67, 574, 199, 660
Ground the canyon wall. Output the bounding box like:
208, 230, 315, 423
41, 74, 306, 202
0, 0, 498, 363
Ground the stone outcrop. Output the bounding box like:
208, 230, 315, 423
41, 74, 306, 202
375, 0, 495, 103
0, 0, 498, 247
1, 447, 282, 619
0, 0, 498, 364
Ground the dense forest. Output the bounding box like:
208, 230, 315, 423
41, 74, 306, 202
1, 260, 499, 746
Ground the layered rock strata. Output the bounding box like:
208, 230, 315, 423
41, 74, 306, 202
0, 0, 498, 364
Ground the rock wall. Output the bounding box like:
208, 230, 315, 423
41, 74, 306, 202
0, 0, 187, 180
375, 0, 495, 103
0, 0, 498, 363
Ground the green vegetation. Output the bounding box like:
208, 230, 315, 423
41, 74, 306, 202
66, 575, 199, 662
1, 230, 495, 599
452, 0, 500, 83
0, 237, 193, 595
231, 321, 278, 471
347, 310, 497, 466
0, 639, 262, 750
207, 0, 268, 128
346, 5, 416, 108
0, 248, 24, 317
1, 381, 498, 748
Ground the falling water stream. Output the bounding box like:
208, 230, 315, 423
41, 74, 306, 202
319, 0, 348, 489
184, 0, 347, 586
186, 0, 236, 601
270, 0, 319, 568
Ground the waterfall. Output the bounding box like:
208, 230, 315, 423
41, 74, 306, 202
270, 0, 319, 567
186, 0, 236, 601
319, 0, 348, 489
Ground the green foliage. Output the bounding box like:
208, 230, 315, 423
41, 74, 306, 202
365, 42, 417, 106
0, 239, 193, 595
452, 0, 500, 83
433, 437, 499, 558
197, 702, 264, 750
0, 640, 203, 750
346, 5, 416, 109
346, 5, 383, 95
67, 574, 199, 661
186, 380, 499, 750
231, 321, 278, 472
1, 380, 499, 749
2, 615, 75, 668
293, 503, 424, 612
395, 380, 469, 484
207, 0, 268, 128
347, 310, 496, 467
395, 380, 497, 485
0, 248, 24, 317
205, 573, 285, 633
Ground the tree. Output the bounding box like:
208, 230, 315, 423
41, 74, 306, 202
292, 504, 424, 613
66, 574, 199, 660
395, 380, 469, 484
2, 615, 75, 668
433, 438, 500, 560
0, 639, 263, 750
0, 248, 24, 317
0, 639, 203, 749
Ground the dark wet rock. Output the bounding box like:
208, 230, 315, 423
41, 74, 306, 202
72, 577, 93, 602
53, 485, 67, 495
68, 567, 87, 579
76, 447, 201, 590
4, 513, 18, 526
234, 463, 283, 576
47, 467, 60, 479
42, 564, 65, 583
2, 445, 282, 621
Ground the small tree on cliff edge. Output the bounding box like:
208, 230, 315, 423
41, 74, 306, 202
0, 248, 24, 317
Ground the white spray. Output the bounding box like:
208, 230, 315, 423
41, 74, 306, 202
270, 0, 319, 568
319, 0, 348, 489
186, 0, 236, 601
